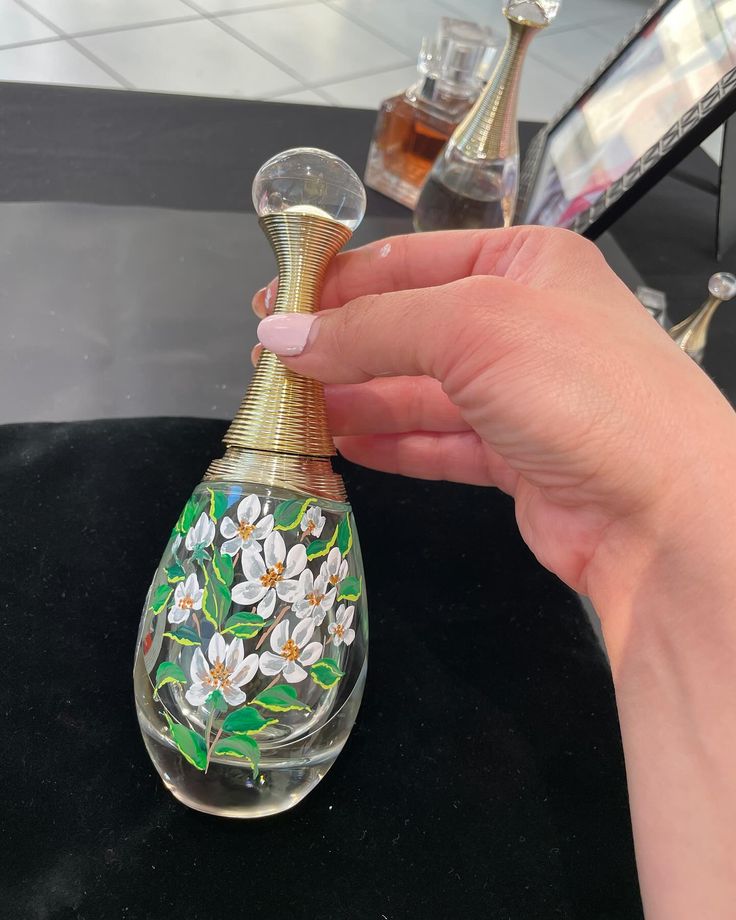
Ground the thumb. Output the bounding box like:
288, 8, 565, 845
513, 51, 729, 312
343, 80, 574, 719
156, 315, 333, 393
256, 274, 535, 388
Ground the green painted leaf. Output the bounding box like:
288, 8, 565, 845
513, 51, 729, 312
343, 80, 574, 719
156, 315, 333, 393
149, 583, 173, 616
209, 488, 229, 521
166, 717, 207, 771
154, 661, 187, 698
163, 625, 201, 647
336, 515, 353, 557
337, 575, 362, 602
166, 562, 186, 584
251, 684, 311, 713
309, 657, 345, 690
222, 611, 268, 639
175, 495, 202, 535
212, 735, 260, 777
212, 550, 234, 587
208, 689, 227, 712
273, 496, 315, 531
306, 524, 338, 560
202, 578, 231, 628
222, 706, 277, 735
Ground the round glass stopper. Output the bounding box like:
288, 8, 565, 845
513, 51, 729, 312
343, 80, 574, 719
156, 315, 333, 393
252, 147, 366, 230
708, 271, 736, 301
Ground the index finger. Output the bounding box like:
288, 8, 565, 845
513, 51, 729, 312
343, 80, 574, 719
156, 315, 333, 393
319, 225, 608, 309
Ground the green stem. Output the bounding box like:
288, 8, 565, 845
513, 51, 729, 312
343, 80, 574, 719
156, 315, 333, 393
205, 725, 222, 773
204, 707, 217, 773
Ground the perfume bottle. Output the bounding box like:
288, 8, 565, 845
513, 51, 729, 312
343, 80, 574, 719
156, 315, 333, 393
669, 271, 736, 365
364, 18, 498, 209
134, 148, 369, 819
413, 0, 561, 233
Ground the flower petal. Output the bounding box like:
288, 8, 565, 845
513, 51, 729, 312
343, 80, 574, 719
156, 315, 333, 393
343, 628, 356, 646
230, 652, 259, 687
232, 582, 268, 605
270, 619, 290, 652
220, 516, 238, 539
292, 618, 315, 648
325, 546, 341, 576
283, 660, 307, 683
257, 590, 277, 618
225, 637, 244, 672
253, 514, 274, 540
292, 599, 310, 618
242, 551, 266, 581
192, 588, 204, 609
341, 606, 355, 629
264, 531, 285, 568
221, 685, 247, 706
238, 493, 261, 525
285, 543, 307, 577
183, 573, 200, 595
221, 535, 243, 556
311, 608, 326, 626
259, 651, 285, 676
190, 648, 209, 683
298, 641, 322, 666
338, 559, 349, 581
208, 632, 227, 665
168, 606, 189, 625
322, 587, 336, 610
185, 683, 211, 706
298, 569, 313, 594
276, 578, 300, 603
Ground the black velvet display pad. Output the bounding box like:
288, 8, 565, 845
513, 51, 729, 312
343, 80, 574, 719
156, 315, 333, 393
1, 418, 642, 919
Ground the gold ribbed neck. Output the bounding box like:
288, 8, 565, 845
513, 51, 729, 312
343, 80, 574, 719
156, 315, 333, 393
454, 16, 540, 161
204, 211, 352, 501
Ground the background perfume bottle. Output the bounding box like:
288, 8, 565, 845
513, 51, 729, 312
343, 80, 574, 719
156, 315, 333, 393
413, 0, 561, 233
134, 149, 369, 819
669, 271, 736, 365
364, 17, 499, 209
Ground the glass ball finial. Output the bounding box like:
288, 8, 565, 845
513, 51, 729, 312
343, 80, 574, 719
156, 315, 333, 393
252, 147, 366, 230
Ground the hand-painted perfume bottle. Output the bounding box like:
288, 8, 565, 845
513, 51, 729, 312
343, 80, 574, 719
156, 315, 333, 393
134, 148, 368, 818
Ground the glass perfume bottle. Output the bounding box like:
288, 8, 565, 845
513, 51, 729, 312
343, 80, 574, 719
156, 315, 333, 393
413, 0, 561, 232
134, 148, 368, 819
669, 271, 736, 365
364, 17, 498, 209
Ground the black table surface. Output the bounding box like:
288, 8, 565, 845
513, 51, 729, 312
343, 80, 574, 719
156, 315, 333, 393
4, 80, 729, 920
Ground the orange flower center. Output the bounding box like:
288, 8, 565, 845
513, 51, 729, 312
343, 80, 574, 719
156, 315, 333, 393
207, 659, 232, 688
238, 521, 255, 541
329, 574, 339, 586
306, 592, 325, 608
334, 623, 345, 639
180, 595, 194, 610
261, 561, 285, 589
281, 639, 300, 662
304, 520, 316, 535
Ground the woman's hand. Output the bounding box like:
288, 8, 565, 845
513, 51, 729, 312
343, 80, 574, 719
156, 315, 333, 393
253, 227, 736, 636
254, 225, 736, 920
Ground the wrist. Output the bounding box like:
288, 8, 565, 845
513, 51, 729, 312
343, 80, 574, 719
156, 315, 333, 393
587, 447, 736, 671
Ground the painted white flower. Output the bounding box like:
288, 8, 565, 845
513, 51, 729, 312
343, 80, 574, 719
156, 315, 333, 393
300, 505, 325, 538
185, 631, 258, 707
259, 619, 323, 684
328, 604, 356, 647
185, 512, 216, 561
292, 569, 335, 624
168, 573, 204, 624
220, 494, 274, 557
320, 547, 348, 590
230, 532, 307, 617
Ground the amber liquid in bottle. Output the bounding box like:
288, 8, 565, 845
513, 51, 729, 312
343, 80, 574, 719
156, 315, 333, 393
365, 91, 465, 209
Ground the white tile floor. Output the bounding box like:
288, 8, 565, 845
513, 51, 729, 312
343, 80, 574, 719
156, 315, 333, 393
0, 0, 651, 120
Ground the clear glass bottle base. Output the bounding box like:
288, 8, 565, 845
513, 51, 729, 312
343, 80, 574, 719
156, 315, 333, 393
137, 659, 366, 819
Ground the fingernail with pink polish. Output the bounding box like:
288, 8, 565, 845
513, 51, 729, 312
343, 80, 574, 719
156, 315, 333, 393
257, 314, 316, 356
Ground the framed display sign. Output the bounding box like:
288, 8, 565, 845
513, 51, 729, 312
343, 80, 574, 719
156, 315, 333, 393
516, 0, 736, 237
